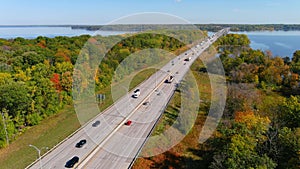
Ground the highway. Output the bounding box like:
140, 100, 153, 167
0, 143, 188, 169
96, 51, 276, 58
27, 28, 229, 169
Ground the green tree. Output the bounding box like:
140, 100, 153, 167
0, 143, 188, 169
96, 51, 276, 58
291, 50, 300, 74
210, 111, 276, 169
277, 127, 300, 169
0, 108, 16, 148
279, 96, 300, 128
0, 82, 30, 117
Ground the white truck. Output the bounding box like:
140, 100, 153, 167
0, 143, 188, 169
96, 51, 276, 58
132, 89, 140, 98
185, 56, 192, 61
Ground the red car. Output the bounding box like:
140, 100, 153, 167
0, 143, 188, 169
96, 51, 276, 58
125, 120, 132, 126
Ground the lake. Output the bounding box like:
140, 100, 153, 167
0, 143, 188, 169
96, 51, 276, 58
231, 31, 300, 58
0, 26, 133, 39
1, 27, 299, 58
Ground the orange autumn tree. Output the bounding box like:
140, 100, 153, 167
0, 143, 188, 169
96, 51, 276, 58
55, 48, 71, 62
235, 111, 270, 125
234, 110, 271, 135
50, 73, 62, 92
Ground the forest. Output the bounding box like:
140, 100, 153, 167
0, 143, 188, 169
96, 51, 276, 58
132, 33, 300, 169
71, 24, 300, 32
0, 30, 203, 148
0, 35, 90, 148
0, 30, 299, 168
207, 34, 300, 168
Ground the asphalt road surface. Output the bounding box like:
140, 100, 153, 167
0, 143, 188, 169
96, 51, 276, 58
27, 28, 229, 169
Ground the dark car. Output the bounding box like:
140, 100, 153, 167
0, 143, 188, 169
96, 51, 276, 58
125, 120, 132, 126
65, 156, 79, 168
75, 139, 86, 148
143, 101, 150, 106
92, 120, 100, 127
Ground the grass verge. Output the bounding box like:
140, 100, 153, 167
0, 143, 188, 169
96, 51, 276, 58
0, 44, 189, 168
0, 106, 80, 169
0, 68, 158, 169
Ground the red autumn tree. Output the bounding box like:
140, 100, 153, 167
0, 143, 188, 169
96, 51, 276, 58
50, 73, 62, 92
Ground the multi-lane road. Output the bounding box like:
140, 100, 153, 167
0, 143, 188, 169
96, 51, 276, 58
27, 28, 229, 169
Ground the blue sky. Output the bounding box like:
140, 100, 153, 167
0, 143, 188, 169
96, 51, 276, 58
0, 0, 300, 25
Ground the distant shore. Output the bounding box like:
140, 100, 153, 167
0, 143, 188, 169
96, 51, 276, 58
1, 24, 300, 32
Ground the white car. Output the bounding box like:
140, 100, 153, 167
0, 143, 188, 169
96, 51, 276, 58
132, 89, 140, 98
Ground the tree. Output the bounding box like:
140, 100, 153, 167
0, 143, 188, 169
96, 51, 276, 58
0, 82, 30, 117
61, 71, 72, 94
0, 72, 12, 85
55, 62, 74, 74
292, 50, 300, 63
291, 50, 300, 74
279, 96, 300, 128
0, 108, 16, 148
50, 73, 61, 92
210, 111, 276, 169
276, 127, 300, 169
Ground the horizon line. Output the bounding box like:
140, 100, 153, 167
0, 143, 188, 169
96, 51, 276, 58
1, 23, 300, 27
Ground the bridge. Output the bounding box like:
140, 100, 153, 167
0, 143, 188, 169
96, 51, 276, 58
27, 28, 229, 169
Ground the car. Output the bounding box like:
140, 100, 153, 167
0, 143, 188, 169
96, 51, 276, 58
132, 89, 140, 98
65, 156, 79, 168
184, 57, 192, 61
92, 120, 100, 127
125, 120, 132, 126
166, 75, 174, 83
75, 139, 86, 148
143, 101, 150, 106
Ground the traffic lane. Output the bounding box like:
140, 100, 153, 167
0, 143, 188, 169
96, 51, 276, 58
82, 31, 225, 166
33, 100, 132, 168
118, 85, 173, 137
30, 34, 213, 169
76, 71, 172, 168
35, 132, 94, 169
83, 79, 175, 168
77, 69, 172, 168
41, 69, 165, 168
83, 113, 156, 169
83, 115, 153, 168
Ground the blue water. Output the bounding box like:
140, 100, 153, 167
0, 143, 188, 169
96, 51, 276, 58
0, 26, 133, 39
232, 31, 300, 58
1, 27, 299, 58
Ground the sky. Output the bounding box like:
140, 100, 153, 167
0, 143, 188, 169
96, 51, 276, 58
0, 0, 300, 25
